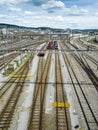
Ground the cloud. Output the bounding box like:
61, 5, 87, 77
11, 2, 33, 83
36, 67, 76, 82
61, 5, 89, 16
41, 1, 88, 16
8, 7, 21, 12
0, 0, 29, 6
42, 0, 64, 9
94, 12, 98, 16
42, 0, 65, 13
24, 11, 34, 15
0, 0, 98, 29
1, 11, 98, 29
54, 16, 64, 21
0, 0, 16, 5
29, 0, 47, 6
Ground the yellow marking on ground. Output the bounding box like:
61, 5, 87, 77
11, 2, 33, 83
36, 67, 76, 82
44, 56, 47, 60
24, 57, 27, 60
28, 74, 32, 77
52, 102, 70, 108
27, 77, 31, 79
12, 74, 32, 78
16, 106, 22, 112
25, 90, 29, 93
0, 98, 4, 103
18, 119, 20, 123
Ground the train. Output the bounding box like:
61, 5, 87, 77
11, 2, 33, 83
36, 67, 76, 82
53, 40, 58, 49
37, 50, 45, 56
46, 41, 53, 49
46, 40, 58, 49
37, 40, 58, 57
37, 44, 46, 57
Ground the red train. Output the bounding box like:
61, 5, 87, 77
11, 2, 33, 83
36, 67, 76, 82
46, 41, 53, 49
38, 50, 45, 56
38, 44, 46, 57
46, 40, 58, 49
38, 40, 58, 56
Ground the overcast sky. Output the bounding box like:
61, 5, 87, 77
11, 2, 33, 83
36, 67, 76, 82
0, 0, 98, 29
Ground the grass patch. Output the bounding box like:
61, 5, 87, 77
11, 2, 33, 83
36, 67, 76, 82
3, 68, 14, 76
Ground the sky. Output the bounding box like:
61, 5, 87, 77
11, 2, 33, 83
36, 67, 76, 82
0, 0, 98, 29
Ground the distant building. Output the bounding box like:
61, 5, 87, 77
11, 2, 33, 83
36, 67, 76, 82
66, 28, 72, 34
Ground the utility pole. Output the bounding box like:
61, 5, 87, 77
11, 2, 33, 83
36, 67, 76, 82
19, 28, 23, 64
3, 27, 7, 75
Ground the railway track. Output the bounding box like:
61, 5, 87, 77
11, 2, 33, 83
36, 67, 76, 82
0, 40, 41, 68
0, 54, 34, 129
72, 53, 98, 92
83, 53, 98, 66
0, 53, 18, 71
60, 43, 98, 130
0, 62, 29, 129
64, 41, 98, 92
0, 43, 42, 98
64, 38, 98, 67
27, 54, 52, 130
0, 54, 34, 98
69, 41, 98, 66
76, 39, 98, 51
0, 54, 15, 61
55, 53, 71, 130
0, 44, 38, 90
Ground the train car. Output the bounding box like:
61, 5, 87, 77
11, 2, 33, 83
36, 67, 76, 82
38, 50, 45, 56
46, 40, 58, 49
46, 41, 53, 49
53, 40, 58, 49
37, 44, 46, 57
